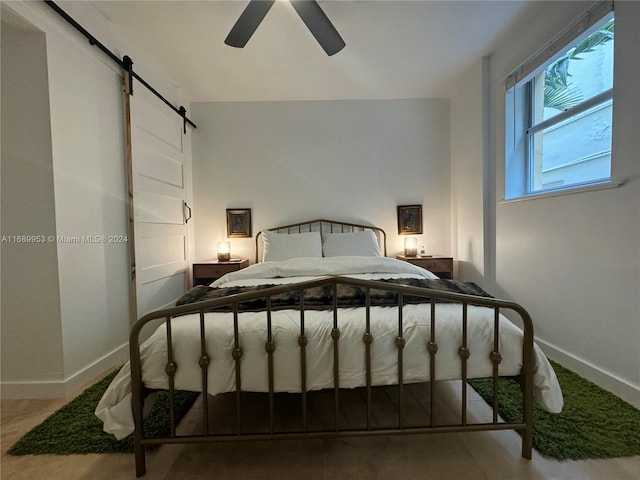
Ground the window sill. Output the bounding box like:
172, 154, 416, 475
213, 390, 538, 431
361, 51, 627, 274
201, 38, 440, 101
500, 178, 624, 204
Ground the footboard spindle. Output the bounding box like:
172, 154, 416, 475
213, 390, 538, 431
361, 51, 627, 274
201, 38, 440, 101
331, 283, 340, 432
232, 303, 242, 434
396, 293, 406, 429
198, 310, 210, 435
364, 287, 373, 430
427, 298, 438, 427
266, 297, 275, 434
165, 316, 177, 438
459, 303, 470, 426
298, 291, 308, 432
491, 307, 502, 425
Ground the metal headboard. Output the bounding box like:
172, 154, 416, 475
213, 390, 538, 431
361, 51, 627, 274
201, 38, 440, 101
255, 219, 387, 262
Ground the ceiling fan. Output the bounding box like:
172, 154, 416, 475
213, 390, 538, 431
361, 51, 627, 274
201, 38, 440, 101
225, 0, 345, 56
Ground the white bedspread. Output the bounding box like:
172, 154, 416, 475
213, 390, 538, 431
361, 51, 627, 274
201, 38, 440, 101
96, 257, 563, 440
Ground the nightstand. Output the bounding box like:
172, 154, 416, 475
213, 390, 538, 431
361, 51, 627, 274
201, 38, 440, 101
192, 258, 249, 286
396, 254, 454, 279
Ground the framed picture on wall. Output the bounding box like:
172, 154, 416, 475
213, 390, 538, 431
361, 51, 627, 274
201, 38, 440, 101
397, 205, 423, 235
226, 208, 252, 238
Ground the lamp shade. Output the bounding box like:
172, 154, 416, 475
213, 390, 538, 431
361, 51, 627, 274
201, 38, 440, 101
217, 241, 230, 261
404, 237, 418, 257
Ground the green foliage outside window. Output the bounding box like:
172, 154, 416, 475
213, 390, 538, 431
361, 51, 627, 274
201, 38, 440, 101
544, 19, 614, 111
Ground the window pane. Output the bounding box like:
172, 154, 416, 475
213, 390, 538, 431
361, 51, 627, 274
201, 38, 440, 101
529, 100, 612, 192
536, 18, 614, 124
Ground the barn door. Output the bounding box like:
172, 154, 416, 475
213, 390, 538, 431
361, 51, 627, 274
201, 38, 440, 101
124, 77, 193, 322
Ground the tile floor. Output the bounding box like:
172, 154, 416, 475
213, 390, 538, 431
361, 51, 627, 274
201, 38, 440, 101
2, 380, 639, 480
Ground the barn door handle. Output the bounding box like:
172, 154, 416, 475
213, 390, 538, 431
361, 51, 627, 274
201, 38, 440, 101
184, 201, 192, 224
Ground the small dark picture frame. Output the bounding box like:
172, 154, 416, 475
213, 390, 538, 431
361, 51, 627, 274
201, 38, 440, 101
397, 205, 423, 235
226, 209, 252, 238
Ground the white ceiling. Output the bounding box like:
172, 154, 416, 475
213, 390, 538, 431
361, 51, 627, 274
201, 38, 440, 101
88, 0, 536, 102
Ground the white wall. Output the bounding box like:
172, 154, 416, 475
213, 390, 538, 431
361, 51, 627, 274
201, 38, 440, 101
1, 20, 65, 391
486, 1, 640, 406
1, 1, 192, 398
190, 99, 451, 262
450, 59, 489, 285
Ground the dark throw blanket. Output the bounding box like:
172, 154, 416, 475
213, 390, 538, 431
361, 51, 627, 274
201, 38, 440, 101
176, 277, 492, 311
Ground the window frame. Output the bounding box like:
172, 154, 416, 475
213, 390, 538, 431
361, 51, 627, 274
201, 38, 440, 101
504, 3, 615, 200
525, 87, 614, 195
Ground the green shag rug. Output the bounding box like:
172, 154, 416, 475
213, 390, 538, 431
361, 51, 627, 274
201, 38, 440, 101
8, 368, 199, 455
468, 360, 640, 460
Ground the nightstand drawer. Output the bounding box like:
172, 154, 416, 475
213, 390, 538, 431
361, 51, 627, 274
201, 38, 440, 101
414, 258, 452, 273
193, 264, 237, 279
396, 255, 454, 279
192, 258, 249, 286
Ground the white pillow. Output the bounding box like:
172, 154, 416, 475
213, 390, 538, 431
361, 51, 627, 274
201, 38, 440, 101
322, 231, 382, 257
262, 230, 323, 262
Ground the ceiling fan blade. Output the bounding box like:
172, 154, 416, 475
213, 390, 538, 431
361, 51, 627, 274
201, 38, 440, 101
225, 0, 276, 48
290, 0, 345, 56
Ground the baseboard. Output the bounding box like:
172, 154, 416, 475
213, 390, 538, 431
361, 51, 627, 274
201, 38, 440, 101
1, 343, 128, 400
0, 378, 67, 399
537, 337, 640, 409
62, 343, 129, 397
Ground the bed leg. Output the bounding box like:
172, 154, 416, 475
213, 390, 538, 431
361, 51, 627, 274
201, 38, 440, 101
131, 381, 146, 476
134, 441, 146, 477
522, 425, 533, 459
519, 373, 534, 460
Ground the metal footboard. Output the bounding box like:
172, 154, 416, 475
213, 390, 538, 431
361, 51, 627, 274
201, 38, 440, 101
129, 276, 534, 477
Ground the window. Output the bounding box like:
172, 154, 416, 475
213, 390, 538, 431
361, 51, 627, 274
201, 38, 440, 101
505, 3, 614, 199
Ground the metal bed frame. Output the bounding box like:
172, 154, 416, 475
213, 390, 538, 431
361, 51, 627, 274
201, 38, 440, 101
129, 220, 534, 477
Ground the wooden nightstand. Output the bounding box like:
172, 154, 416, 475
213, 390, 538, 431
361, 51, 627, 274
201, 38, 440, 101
396, 254, 454, 279
192, 258, 249, 286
